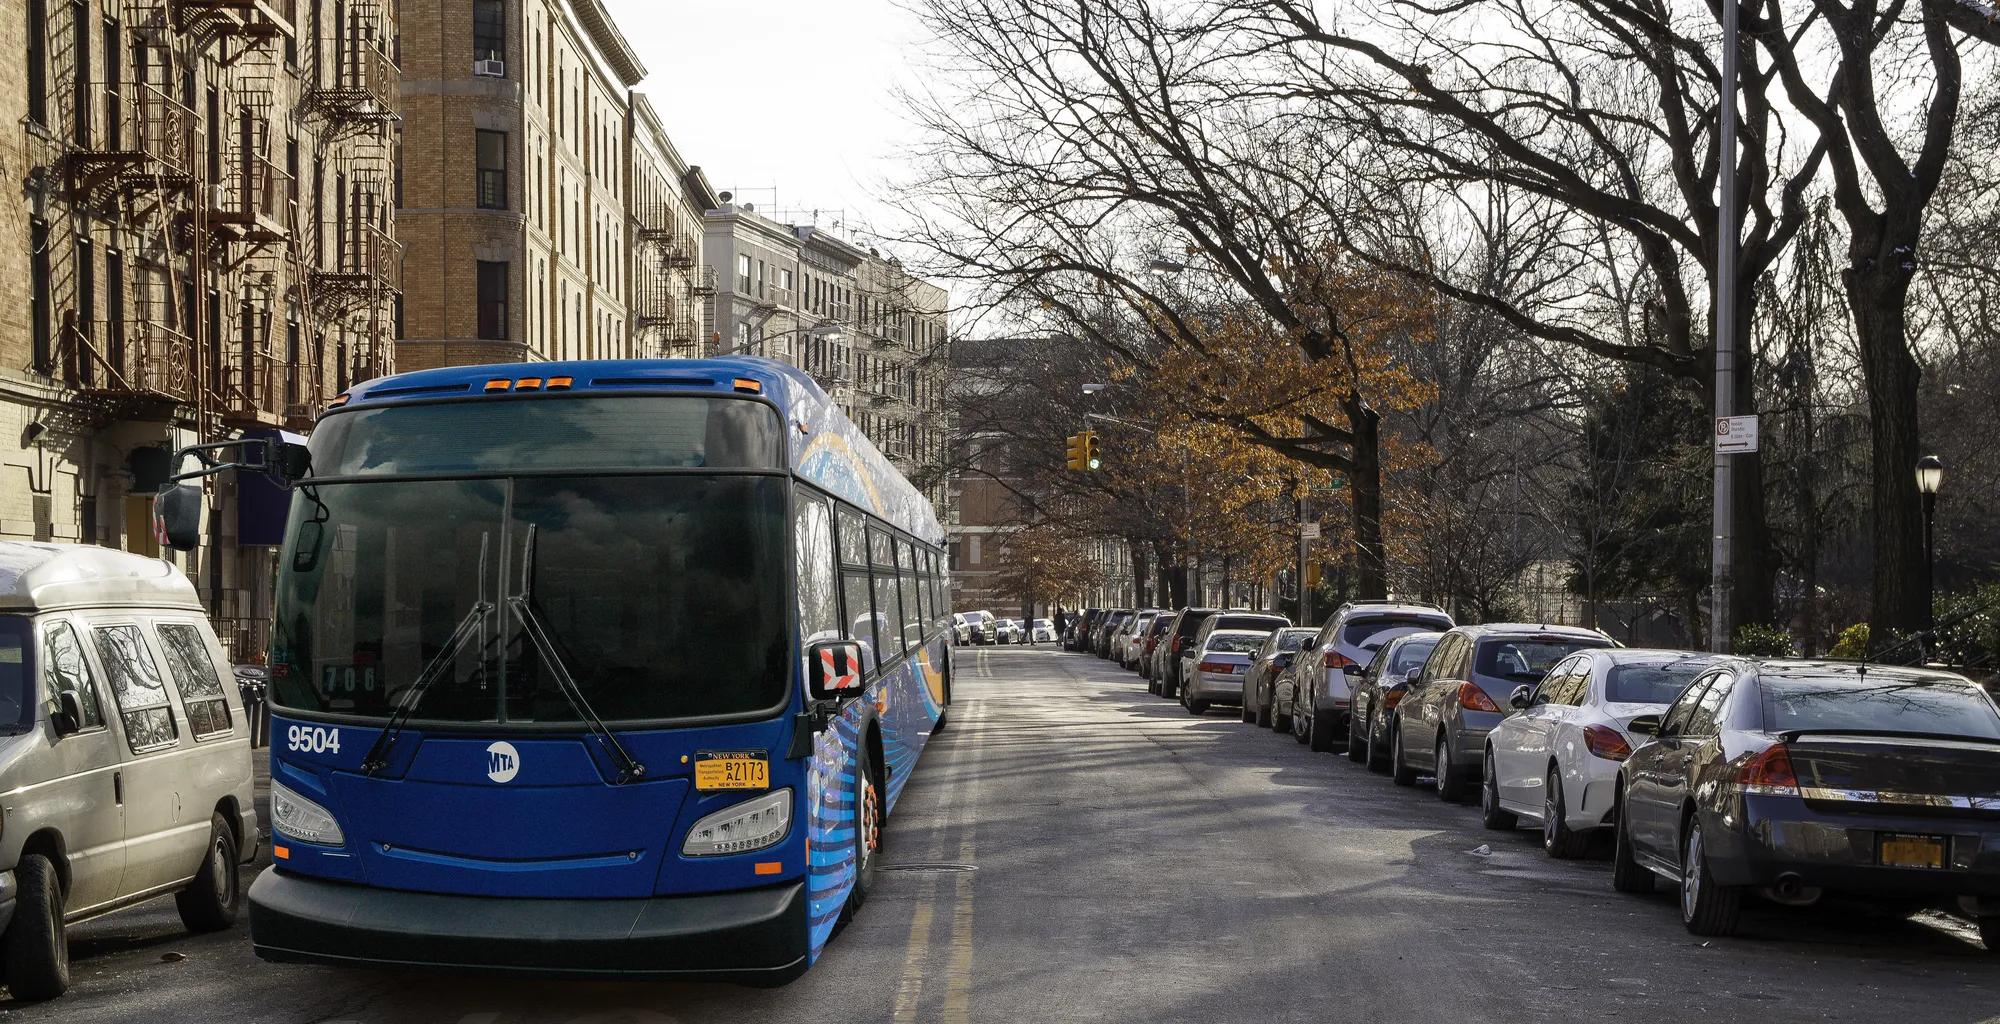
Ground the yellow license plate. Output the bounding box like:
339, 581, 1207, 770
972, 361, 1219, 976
1878, 834, 1946, 869
695, 754, 769, 791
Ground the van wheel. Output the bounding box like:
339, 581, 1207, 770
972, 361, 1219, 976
837, 743, 884, 931
177, 814, 242, 933
5, 854, 70, 1001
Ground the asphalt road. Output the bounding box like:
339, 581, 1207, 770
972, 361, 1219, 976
14, 647, 2000, 1023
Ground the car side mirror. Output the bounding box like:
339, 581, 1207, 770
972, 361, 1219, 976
153, 484, 204, 552
808, 639, 865, 702
50, 690, 84, 736
1509, 685, 1533, 710
1343, 663, 1364, 676
1628, 714, 1661, 737
1403, 668, 1423, 685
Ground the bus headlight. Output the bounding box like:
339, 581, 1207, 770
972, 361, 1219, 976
270, 779, 345, 847
683, 789, 792, 857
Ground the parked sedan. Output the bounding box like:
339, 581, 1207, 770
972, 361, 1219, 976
994, 618, 1025, 644
1243, 627, 1320, 726
1180, 629, 1274, 715
1151, 608, 1219, 698
1031, 618, 1057, 643
1138, 615, 1174, 683
1483, 649, 1719, 857
1119, 611, 1163, 668
1392, 624, 1614, 800
961, 610, 997, 645
1349, 631, 1445, 770
1614, 660, 2000, 943
1094, 610, 1134, 658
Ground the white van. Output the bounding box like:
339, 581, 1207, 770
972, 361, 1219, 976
0, 542, 258, 1000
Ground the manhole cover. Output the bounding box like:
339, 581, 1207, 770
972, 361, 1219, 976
881, 862, 979, 873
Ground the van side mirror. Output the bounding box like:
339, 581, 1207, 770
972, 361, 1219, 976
1509, 685, 1534, 710
50, 690, 84, 736
808, 639, 865, 702
1628, 714, 1661, 737
153, 485, 204, 552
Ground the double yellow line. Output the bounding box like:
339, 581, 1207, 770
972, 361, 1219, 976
890, 693, 981, 1022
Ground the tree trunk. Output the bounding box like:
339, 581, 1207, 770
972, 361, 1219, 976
1345, 392, 1388, 599
1129, 538, 1152, 611
1847, 267, 1926, 638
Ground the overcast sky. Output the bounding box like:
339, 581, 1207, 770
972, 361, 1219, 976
602, 0, 931, 239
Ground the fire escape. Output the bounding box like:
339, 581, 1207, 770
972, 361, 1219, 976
299, 0, 400, 389
53, 4, 205, 424
632, 202, 697, 358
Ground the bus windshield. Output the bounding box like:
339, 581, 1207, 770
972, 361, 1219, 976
271, 401, 791, 725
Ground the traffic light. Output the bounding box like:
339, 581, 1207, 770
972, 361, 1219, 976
1065, 430, 1102, 471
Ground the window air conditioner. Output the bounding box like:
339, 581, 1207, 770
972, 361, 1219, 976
473, 59, 506, 78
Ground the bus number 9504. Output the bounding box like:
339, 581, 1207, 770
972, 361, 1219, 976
287, 725, 342, 755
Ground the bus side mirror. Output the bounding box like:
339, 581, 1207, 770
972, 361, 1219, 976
50, 690, 84, 737
153, 485, 204, 552
809, 640, 865, 702
275, 440, 313, 483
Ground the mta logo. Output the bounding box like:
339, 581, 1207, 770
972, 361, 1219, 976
485, 741, 521, 783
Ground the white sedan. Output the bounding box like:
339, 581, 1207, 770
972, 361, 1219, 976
1482, 649, 1719, 858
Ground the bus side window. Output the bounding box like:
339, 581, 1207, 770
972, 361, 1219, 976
835, 505, 879, 672
793, 490, 841, 648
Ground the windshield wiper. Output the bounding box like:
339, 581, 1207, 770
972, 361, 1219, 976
509, 526, 647, 785
360, 533, 497, 775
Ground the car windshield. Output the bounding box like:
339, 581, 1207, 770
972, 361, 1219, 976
1475, 637, 1608, 686
1206, 633, 1268, 654
1214, 614, 1287, 633
0, 615, 29, 734
1606, 659, 1716, 704
1385, 636, 1440, 676
272, 473, 790, 724
1758, 676, 2000, 739
1343, 615, 1452, 651
1034, 619, 1051, 628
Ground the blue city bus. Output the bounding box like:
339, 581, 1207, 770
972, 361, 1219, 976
243, 357, 953, 984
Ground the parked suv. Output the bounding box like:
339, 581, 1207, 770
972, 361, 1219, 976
1392, 623, 1614, 800
0, 543, 260, 1000
1150, 608, 1219, 699
1291, 602, 1454, 752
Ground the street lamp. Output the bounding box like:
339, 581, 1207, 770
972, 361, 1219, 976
1918, 455, 1944, 628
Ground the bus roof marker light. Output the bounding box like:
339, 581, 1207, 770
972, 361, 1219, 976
732, 377, 763, 394
548, 376, 574, 390
328, 393, 351, 408
484, 379, 511, 392
516, 377, 543, 391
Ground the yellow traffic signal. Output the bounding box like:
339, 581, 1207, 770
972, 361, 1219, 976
1065, 433, 1087, 471
1082, 430, 1100, 470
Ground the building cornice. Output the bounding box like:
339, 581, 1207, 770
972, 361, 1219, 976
568, 0, 648, 86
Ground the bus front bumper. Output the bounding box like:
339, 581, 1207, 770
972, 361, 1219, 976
248, 870, 809, 984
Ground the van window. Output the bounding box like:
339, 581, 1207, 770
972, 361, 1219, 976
156, 623, 232, 738
91, 624, 179, 752
0, 616, 31, 733
41, 619, 104, 730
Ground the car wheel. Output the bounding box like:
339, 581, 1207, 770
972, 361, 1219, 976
1187, 699, 1210, 716
1308, 705, 1340, 753
3, 853, 69, 1001
1435, 736, 1473, 802
1255, 696, 1273, 729
1291, 703, 1311, 745
1611, 791, 1655, 894
1680, 818, 1742, 936
1346, 709, 1367, 763
1390, 723, 1418, 786
1366, 713, 1391, 773
1543, 768, 1590, 860
1481, 750, 1517, 830
176, 813, 243, 932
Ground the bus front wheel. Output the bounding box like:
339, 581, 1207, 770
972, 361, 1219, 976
837, 741, 885, 930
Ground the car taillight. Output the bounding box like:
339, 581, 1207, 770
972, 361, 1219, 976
1582, 724, 1632, 762
1198, 661, 1230, 673
1171, 637, 1185, 653
1323, 649, 1355, 670
1737, 744, 1799, 795
1455, 682, 1502, 714
1381, 689, 1405, 710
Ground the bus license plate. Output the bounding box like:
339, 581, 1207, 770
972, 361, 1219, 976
1878, 833, 1946, 869
695, 751, 770, 791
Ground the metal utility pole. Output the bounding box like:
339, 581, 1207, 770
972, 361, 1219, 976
1711, 0, 1741, 654
1295, 481, 1311, 626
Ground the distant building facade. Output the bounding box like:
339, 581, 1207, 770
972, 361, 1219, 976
1, 0, 401, 656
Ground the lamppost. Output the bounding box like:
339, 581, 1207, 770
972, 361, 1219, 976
1917, 455, 1944, 629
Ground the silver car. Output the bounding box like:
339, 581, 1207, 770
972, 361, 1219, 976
1291, 602, 1455, 753
1391, 624, 1615, 802
1180, 629, 1274, 715
0, 543, 260, 1000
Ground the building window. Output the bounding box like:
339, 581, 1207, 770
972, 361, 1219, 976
26, 0, 46, 125
477, 260, 508, 340
476, 129, 507, 209
473, 0, 505, 63
74, 235, 94, 385
70, 1, 89, 147
738, 254, 751, 293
